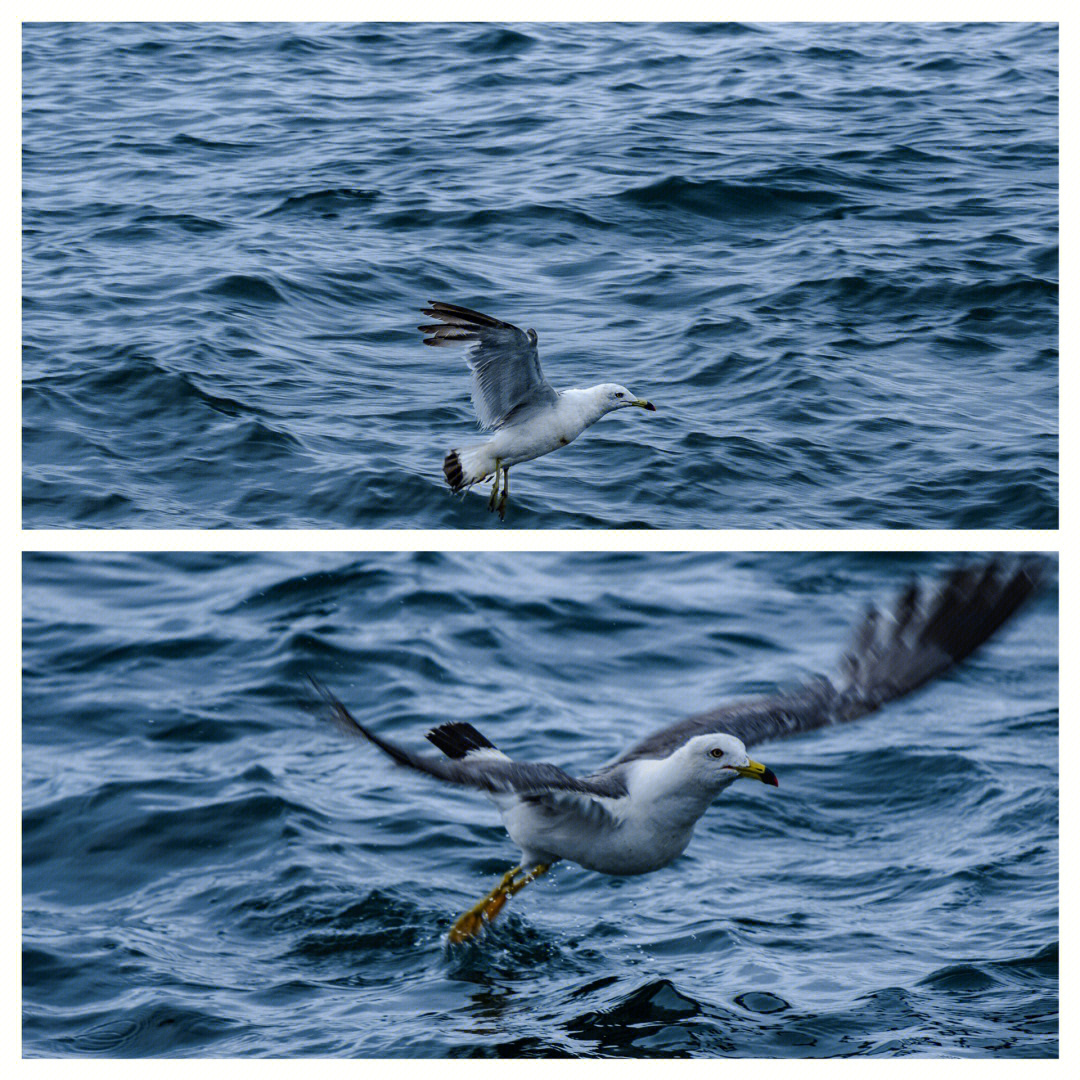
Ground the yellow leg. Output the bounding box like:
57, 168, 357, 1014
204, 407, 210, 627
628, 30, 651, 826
447, 863, 550, 944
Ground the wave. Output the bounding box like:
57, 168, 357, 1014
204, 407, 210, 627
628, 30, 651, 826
264, 188, 380, 217
618, 175, 847, 221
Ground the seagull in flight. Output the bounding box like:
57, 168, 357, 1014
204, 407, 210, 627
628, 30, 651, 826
310, 558, 1043, 943
419, 302, 655, 519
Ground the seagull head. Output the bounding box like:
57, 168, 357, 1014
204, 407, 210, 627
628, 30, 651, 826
597, 383, 656, 415
684, 733, 779, 790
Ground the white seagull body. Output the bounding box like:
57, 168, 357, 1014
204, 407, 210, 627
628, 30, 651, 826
311, 558, 1044, 942
494, 736, 769, 877
419, 302, 655, 519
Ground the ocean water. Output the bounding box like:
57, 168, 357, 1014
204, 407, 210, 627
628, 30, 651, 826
22, 22, 1057, 529
22, 551, 1058, 1057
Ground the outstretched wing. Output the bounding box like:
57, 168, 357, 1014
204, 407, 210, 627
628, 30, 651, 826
419, 301, 558, 430
607, 558, 1047, 763
309, 677, 628, 799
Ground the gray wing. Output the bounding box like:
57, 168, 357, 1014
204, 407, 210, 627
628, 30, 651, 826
310, 677, 628, 799
419, 301, 558, 430
607, 558, 1046, 765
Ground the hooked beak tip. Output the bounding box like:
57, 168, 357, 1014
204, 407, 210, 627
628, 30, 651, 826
736, 760, 779, 787
634, 399, 656, 411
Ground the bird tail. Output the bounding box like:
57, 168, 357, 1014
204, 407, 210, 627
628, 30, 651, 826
443, 444, 494, 492
833, 557, 1047, 723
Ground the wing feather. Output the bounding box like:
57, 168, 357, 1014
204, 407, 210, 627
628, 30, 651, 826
606, 558, 1046, 763
309, 677, 627, 799
419, 301, 558, 429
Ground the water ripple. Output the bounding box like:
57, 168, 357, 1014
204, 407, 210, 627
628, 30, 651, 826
22, 21, 1056, 528
22, 552, 1058, 1056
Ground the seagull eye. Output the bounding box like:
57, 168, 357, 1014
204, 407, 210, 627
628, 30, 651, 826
709, 748, 724, 758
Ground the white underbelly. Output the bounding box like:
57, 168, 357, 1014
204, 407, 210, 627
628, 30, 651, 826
570, 826, 694, 876
501, 799, 694, 877
490, 416, 580, 468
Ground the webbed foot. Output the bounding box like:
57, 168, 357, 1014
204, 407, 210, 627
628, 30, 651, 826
447, 863, 550, 943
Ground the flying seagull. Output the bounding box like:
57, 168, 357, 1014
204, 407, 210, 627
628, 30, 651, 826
418, 302, 655, 519
309, 558, 1044, 943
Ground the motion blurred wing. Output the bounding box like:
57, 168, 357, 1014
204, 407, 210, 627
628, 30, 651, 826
608, 558, 1046, 761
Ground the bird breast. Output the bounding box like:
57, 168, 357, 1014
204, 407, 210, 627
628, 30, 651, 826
572, 814, 698, 876
498, 789, 701, 877
490, 397, 590, 466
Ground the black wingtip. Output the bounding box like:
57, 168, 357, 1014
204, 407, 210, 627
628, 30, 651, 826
307, 673, 359, 732
307, 671, 331, 702
307, 675, 420, 770
421, 301, 503, 328
837, 556, 1048, 721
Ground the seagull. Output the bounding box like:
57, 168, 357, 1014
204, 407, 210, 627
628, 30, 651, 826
418, 301, 656, 519
309, 558, 1044, 943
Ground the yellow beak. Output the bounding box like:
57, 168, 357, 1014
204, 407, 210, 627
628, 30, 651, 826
631, 399, 656, 411
734, 759, 779, 787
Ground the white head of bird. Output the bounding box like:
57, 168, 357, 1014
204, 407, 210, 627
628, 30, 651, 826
585, 383, 657, 419
677, 733, 780, 793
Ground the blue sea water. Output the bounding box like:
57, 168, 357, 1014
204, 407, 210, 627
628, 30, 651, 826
22, 22, 1057, 529
22, 552, 1058, 1057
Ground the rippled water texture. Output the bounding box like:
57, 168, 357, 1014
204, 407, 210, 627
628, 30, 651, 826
23, 552, 1058, 1056
22, 22, 1057, 528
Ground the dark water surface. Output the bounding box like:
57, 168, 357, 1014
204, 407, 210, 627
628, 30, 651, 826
22, 22, 1057, 528
23, 552, 1057, 1056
